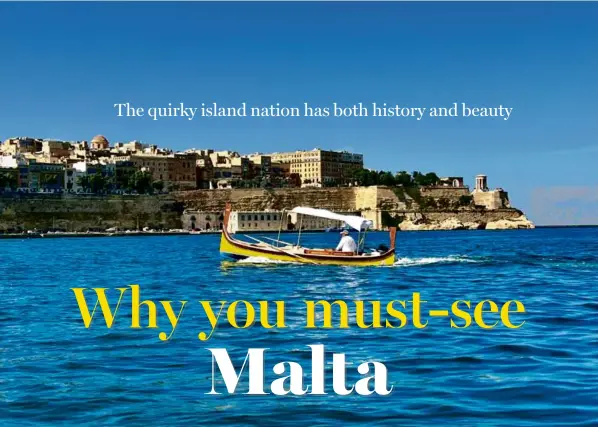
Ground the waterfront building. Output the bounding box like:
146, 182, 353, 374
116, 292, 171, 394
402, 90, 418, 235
268, 148, 364, 187
123, 153, 197, 190
25, 160, 65, 192
41, 139, 73, 162
0, 154, 22, 169
0, 137, 43, 156
247, 154, 272, 178
72, 141, 89, 159
64, 160, 116, 192
64, 163, 85, 192
195, 155, 214, 189
471, 174, 511, 210
439, 176, 465, 188
112, 140, 144, 154
181, 210, 224, 230
170, 153, 198, 189
230, 211, 284, 233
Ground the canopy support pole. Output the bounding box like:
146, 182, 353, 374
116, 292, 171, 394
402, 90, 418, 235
277, 209, 285, 247
359, 228, 368, 253
296, 214, 303, 247
357, 228, 361, 254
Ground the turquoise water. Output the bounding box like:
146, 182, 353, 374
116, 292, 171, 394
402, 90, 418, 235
1, 228, 597, 425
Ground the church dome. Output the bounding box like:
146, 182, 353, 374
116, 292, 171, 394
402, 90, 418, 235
91, 135, 109, 149
91, 135, 108, 144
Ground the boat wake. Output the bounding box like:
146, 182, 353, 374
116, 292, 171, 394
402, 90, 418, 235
235, 255, 478, 267
393, 255, 478, 267
237, 256, 300, 265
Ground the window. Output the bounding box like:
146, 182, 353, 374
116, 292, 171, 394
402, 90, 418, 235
240, 215, 245, 221
254, 215, 258, 221
254, 223, 257, 227
267, 215, 271, 221
260, 215, 264, 221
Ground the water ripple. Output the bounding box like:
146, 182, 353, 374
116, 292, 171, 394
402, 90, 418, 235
1, 228, 597, 425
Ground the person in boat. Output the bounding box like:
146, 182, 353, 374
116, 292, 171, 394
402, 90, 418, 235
336, 230, 357, 253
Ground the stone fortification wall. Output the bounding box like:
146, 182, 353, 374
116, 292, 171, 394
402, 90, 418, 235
472, 190, 511, 210
0, 194, 183, 232
0, 185, 531, 232
173, 188, 359, 212
420, 186, 471, 199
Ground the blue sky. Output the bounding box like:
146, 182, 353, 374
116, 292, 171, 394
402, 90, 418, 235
1, 2, 597, 225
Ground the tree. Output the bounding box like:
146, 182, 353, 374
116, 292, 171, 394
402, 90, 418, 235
0, 171, 18, 190
152, 181, 164, 192
346, 168, 440, 188
128, 171, 154, 194
458, 195, 473, 206
395, 171, 412, 186
423, 172, 440, 186
413, 171, 439, 186
89, 173, 109, 194
379, 171, 395, 186
77, 175, 91, 192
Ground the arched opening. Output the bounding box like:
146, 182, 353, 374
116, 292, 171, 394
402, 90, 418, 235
206, 222, 210, 229
287, 214, 294, 230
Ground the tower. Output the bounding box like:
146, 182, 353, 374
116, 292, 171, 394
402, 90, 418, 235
474, 174, 488, 192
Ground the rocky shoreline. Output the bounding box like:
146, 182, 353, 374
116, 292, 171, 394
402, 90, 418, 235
0, 186, 535, 233
398, 214, 535, 231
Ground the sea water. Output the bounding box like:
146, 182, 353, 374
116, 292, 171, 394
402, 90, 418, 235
1, 228, 597, 425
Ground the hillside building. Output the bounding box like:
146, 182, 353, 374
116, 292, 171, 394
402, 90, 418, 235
268, 148, 363, 187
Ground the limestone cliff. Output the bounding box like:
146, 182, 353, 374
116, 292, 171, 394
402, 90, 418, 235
175, 186, 533, 231
0, 185, 534, 232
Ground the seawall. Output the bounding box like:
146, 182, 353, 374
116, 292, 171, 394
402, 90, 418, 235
0, 193, 183, 232
0, 186, 533, 232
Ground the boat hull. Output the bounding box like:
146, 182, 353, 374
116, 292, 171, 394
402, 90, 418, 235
220, 232, 395, 266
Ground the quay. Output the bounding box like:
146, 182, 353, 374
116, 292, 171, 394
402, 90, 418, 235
0, 230, 221, 239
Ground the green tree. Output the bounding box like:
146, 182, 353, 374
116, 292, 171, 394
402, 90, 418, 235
77, 175, 91, 192
379, 171, 395, 186
128, 171, 154, 194
89, 173, 109, 194
458, 195, 473, 206
0, 171, 18, 190
423, 172, 440, 186
152, 180, 165, 192
395, 171, 412, 186
413, 171, 440, 186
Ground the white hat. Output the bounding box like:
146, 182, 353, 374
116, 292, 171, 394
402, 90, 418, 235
340, 230, 349, 235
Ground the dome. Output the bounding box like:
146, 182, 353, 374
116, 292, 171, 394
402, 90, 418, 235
91, 135, 109, 144
91, 135, 109, 149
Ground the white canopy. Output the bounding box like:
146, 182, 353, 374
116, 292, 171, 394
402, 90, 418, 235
291, 207, 373, 231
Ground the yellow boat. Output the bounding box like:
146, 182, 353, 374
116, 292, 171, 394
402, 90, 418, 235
220, 203, 396, 266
